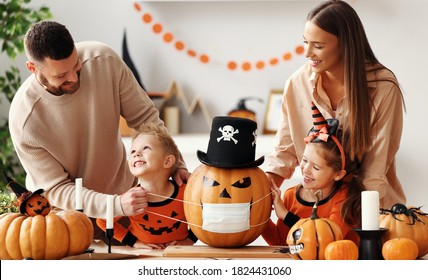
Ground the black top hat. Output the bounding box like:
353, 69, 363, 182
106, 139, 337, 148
197, 116, 264, 168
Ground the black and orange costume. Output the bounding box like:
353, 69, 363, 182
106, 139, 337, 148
97, 180, 196, 246
262, 182, 359, 245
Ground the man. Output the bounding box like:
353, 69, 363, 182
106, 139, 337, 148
9, 21, 190, 224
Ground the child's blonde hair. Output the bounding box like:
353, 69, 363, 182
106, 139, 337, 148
132, 123, 180, 176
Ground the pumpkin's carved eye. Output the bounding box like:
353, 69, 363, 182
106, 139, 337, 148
231, 177, 251, 189
203, 176, 220, 187
28, 203, 34, 208
292, 229, 302, 241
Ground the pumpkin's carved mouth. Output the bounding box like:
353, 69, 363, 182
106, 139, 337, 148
33, 204, 50, 215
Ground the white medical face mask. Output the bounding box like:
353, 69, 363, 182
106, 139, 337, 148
202, 202, 250, 233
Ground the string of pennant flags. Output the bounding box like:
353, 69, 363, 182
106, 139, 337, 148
132, 2, 305, 72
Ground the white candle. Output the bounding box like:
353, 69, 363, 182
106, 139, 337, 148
106, 195, 114, 229
75, 178, 83, 210
361, 191, 380, 230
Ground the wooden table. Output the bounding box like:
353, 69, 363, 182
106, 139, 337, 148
62, 240, 291, 260
63, 240, 428, 260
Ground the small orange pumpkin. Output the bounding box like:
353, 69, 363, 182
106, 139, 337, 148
0, 209, 94, 260
325, 240, 359, 260
379, 203, 428, 258
382, 237, 419, 260
286, 190, 343, 260
23, 190, 51, 216
3, 171, 51, 217
184, 164, 272, 247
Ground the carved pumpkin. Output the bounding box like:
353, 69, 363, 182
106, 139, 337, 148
286, 190, 343, 260
184, 164, 272, 247
325, 240, 359, 260
2, 171, 51, 216
23, 191, 51, 216
0, 209, 93, 260
382, 237, 419, 260
379, 203, 428, 258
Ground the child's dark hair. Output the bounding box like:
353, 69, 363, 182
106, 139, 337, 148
309, 128, 362, 227
132, 123, 180, 176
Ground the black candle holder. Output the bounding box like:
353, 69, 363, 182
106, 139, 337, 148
354, 228, 388, 260
106, 228, 114, 254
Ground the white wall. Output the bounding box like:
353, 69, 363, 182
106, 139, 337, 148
2, 0, 427, 207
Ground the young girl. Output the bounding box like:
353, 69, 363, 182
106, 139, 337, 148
97, 123, 196, 249
262, 103, 362, 245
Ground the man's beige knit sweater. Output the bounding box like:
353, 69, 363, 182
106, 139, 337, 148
9, 41, 183, 218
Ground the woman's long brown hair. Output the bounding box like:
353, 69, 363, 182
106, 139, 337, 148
307, 0, 404, 162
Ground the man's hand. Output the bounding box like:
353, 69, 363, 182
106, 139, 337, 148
120, 186, 148, 216
172, 168, 191, 186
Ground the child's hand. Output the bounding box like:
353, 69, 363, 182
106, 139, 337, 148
133, 240, 166, 250
166, 238, 195, 246
270, 180, 288, 221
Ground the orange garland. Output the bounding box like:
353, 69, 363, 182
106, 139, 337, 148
133, 2, 304, 72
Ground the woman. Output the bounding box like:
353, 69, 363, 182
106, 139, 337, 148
266, 0, 406, 208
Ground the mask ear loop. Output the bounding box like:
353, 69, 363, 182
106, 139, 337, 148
144, 192, 201, 228
145, 190, 275, 229
247, 190, 275, 228
144, 210, 201, 228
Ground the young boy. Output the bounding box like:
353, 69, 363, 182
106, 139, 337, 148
97, 123, 197, 249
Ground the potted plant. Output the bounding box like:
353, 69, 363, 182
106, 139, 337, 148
0, 0, 52, 211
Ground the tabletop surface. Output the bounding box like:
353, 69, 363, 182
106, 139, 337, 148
62, 240, 292, 260
62, 240, 427, 260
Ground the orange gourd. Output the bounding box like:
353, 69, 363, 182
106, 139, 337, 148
286, 190, 343, 260
0, 210, 93, 260
325, 240, 359, 260
379, 203, 428, 258
382, 238, 419, 260
183, 164, 272, 247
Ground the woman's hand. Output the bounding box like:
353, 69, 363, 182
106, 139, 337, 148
173, 168, 191, 186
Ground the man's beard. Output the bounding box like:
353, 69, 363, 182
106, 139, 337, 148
38, 72, 81, 96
